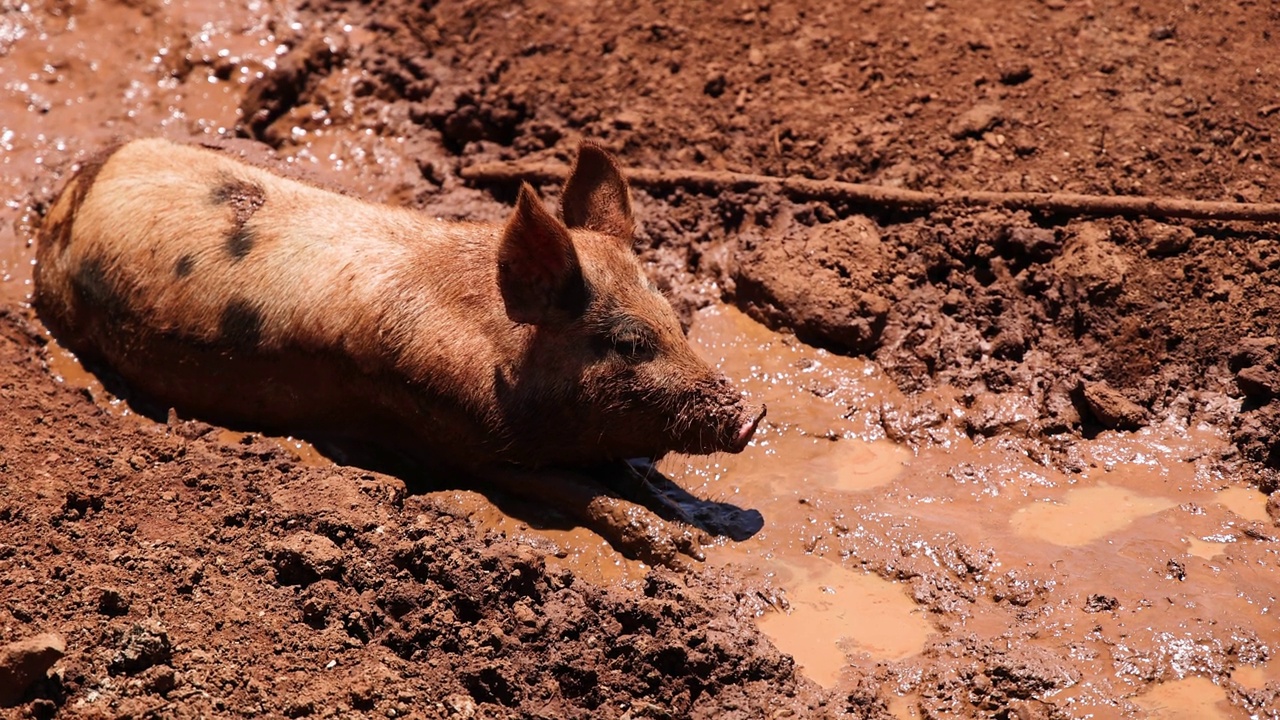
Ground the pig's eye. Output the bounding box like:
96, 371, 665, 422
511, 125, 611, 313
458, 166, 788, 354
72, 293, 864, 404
608, 320, 656, 362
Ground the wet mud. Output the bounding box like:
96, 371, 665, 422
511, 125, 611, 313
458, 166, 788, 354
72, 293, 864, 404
3, 0, 1280, 717
668, 307, 1280, 718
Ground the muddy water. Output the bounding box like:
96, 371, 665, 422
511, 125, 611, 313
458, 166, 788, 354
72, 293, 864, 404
0, 0, 283, 304
1010, 483, 1180, 547
44, 335, 122, 411
754, 555, 933, 687
1134, 676, 1237, 720
649, 306, 1274, 717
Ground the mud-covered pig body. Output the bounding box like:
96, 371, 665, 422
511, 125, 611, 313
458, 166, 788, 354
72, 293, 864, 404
35, 139, 763, 493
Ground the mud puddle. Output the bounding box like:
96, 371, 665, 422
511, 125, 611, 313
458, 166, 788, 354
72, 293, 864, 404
1009, 483, 1180, 547
0, 0, 285, 305
517, 304, 1277, 716
753, 555, 933, 688
1134, 676, 1238, 720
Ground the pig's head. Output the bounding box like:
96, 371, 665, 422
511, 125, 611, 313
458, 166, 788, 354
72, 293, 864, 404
495, 143, 765, 464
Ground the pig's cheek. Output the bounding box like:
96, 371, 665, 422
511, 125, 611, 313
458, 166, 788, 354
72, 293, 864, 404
602, 365, 649, 403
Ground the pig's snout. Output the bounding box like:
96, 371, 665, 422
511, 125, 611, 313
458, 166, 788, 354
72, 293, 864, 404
681, 375, 766, 456
729, 404, 766, 453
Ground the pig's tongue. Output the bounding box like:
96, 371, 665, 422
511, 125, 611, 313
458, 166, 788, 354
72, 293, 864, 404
730, 405, 767, 453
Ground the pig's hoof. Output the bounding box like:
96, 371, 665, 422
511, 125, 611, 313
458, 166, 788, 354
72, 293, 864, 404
674, 531, 707, 563
589, 498, 705, 568
616, 515, 681, 567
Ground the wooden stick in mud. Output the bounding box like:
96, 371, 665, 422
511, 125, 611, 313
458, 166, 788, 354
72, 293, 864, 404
461, 161, 1280, 223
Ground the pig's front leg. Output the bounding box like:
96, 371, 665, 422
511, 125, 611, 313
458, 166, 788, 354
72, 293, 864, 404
479, 465, 706, 568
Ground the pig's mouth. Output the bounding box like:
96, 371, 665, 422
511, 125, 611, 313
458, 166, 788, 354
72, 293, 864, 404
729, 404, 766, 453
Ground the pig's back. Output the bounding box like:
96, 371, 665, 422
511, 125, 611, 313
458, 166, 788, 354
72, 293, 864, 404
33, 138, 484, 440
38, 139, 418, 349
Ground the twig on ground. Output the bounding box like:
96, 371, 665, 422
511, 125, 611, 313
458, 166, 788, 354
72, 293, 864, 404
461, 160, 1280, 223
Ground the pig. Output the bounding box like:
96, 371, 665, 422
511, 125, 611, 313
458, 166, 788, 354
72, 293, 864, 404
34, 138, 765, 565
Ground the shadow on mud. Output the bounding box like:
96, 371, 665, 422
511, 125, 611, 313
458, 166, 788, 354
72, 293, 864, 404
619, 458, 765, 542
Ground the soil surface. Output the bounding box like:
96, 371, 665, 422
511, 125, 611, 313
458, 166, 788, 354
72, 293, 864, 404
3, 0, 1280, 718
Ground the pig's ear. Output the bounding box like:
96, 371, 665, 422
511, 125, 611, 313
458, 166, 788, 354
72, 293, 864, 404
498, 183, 587, 325
561, 142, 635, 242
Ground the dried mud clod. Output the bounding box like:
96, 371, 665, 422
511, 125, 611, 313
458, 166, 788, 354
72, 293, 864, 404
0, 634, 65, 708
269, 532, 347, 586
731, 213, 891, 355
1230, 337, 1280, 470
1078, 381, 1148, 431
108, 623, 172, 676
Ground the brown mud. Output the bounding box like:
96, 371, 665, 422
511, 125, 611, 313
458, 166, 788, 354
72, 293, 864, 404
3, 0, 1280, 717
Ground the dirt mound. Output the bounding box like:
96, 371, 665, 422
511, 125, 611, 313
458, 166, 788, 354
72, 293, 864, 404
733, 213, 891, 355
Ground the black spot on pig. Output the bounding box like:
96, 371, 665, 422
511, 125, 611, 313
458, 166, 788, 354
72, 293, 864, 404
219, 299, 264, 349
210, 175, 266, 214
72, 256, 129, 325
174, 254, 196, 278
226, 225, 256, 260
210, 175, 266, 261
73, 257, 111, 306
